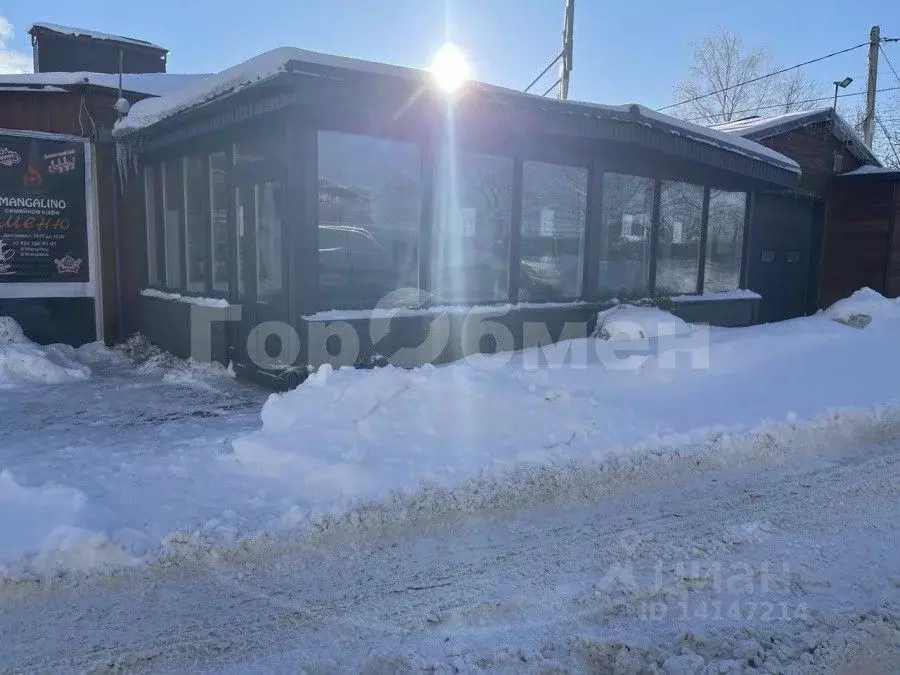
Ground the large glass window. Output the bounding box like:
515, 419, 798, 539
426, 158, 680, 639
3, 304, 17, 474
144, 165, 161, 285
705, 190, 746, 292
432, 150, 513, 303
256, 181, 284, 303
656, 181, 704, 295
317, 131, 421, 309
598, 173, 653, 297
183, 156, 207, 292
519, 161, 588, 301
209, 152, 230, 293
162, 160, 183, 289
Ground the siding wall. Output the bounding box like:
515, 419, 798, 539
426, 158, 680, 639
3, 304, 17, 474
819, 179, 894, 307
887, 183, 900, 297
759, 123, 864, 196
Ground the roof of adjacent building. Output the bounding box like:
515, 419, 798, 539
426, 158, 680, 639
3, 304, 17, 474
29, 22, 167, 53
839, 164, 900, 178
711, 107, 880, 167
112, 46, 800, 181
0, 72, 209, 97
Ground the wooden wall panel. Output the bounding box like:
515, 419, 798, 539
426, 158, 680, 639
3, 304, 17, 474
761, 124, 864, 196
820, 179, 894, 307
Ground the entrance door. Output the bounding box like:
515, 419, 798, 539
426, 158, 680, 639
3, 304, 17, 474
228, 160, 293, 374
746, 193, 817, 323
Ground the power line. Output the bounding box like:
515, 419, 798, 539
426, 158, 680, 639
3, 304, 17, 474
686, 85, 900, 123
874, 113, 900, 164
658, 41, 869, 112
880, 44, 900, 87
524, 51, 563, 93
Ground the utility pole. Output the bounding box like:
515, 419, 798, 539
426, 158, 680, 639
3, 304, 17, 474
558, 0, 575, 99
863, 25, 880, 149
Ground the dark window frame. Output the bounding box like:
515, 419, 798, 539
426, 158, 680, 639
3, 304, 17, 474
517, 158, 590, 303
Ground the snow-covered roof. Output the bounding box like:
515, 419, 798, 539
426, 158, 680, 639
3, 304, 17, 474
840, 164, 900, 178
113, 46, 799, 176
114, 47, 427, 135
0, 72, 209, 98
710, 107, 879, 166
29, 22, 166, 52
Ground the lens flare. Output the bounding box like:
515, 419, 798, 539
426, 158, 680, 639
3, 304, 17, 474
430, 42, 470, 94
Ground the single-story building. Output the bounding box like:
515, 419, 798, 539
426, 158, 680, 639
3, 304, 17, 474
112, 46, 804, 386
712, 107, 891, 320
0, 23, 204, 345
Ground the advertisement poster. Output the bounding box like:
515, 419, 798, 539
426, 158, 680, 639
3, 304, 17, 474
0, 135, 88, 283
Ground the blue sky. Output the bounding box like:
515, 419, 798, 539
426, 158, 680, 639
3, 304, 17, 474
2, 1, 900, 112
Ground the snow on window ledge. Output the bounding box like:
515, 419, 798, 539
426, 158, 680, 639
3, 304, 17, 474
303, 300, 593, 321
140, 288, 231, 308
669, 289, 761, 303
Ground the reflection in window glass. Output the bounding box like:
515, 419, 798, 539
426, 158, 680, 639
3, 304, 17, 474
598, 174, 653, 297
317, 131, 421, 310
256, 181, 283, 303
656, 181, 703, 295
162, 160, 183, 289
432, 150, 513, 303
235, 186, 246, 299
184, 156, 207, 292
705, 190, 746, 292
520, 161, 587, 301
144, 165, 160, 285
209, 152, 230, 293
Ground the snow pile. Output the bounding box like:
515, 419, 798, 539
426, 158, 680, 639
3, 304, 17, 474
223, 295, 900, 533
823, 287, 900, 328
0, 471, 134, 578
117, 332, 235, 390
593, 304, 692, 340
0, 317, 91, 387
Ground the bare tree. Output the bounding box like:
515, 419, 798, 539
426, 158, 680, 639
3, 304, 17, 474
846, 98, 900, 168
672, 28, 821, 124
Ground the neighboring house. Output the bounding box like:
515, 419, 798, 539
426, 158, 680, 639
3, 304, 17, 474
712, 107, 891, 320
0, 23, 205, 345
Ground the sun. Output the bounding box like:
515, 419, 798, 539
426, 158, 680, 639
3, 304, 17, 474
430, 42, 470, 94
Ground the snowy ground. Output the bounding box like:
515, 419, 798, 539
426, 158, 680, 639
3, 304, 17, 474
1, 289, 900, 671
2, 435, 897, 673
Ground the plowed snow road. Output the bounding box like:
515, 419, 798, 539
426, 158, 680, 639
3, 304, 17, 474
2, 440, 898, 674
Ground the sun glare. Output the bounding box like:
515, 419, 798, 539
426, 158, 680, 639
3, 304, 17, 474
430, 42, 470, 94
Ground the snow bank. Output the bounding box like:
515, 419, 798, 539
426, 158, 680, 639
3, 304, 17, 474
823, 287, 900, 328
7, 289, 900, 580
593, 305, 692, 340
0, 318, 91, 387
0, 471, 134, 578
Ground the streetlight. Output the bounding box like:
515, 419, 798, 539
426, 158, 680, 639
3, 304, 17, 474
833, 77, 853, 112
430, 42, 470, 95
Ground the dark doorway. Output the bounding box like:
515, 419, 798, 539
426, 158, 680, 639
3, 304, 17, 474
746, 193, 817, 323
